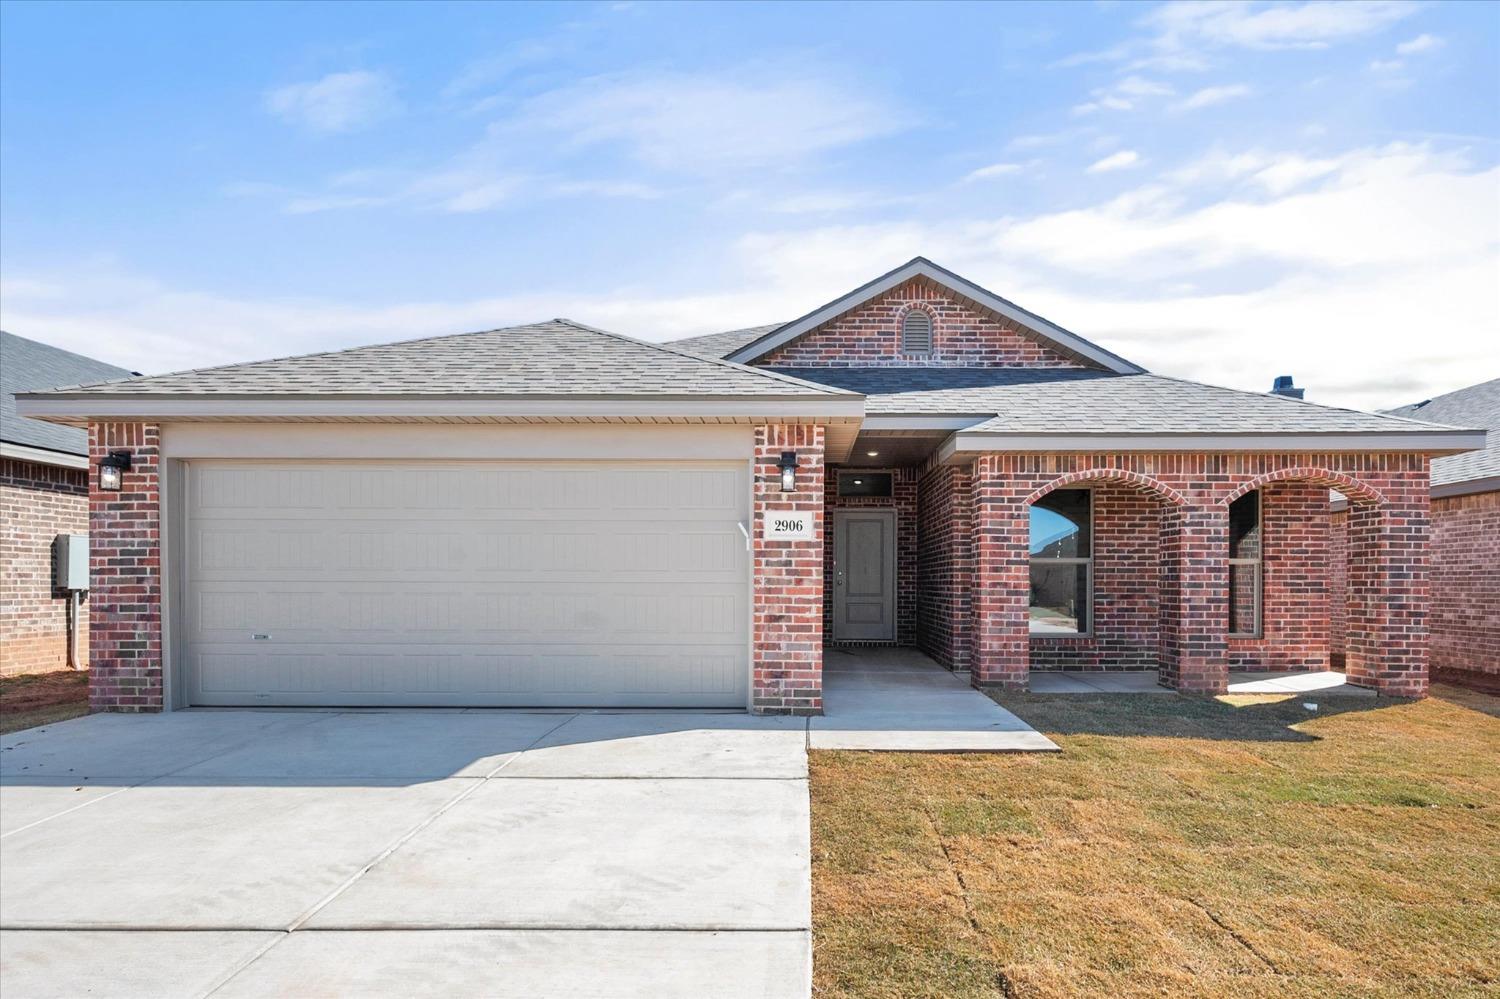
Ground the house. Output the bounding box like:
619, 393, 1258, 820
1330, 380, 1498, 691
1, 331, 134, 676
14, 259, 1485, 713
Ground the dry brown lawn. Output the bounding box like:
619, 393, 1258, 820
811, 684, 1500, 998
0, 669, 89, 735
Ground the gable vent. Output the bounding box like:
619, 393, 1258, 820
900, 310, 933, 354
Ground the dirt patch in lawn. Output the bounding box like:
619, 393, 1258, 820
810, 683, 1500, 998
1, 669, 89, 735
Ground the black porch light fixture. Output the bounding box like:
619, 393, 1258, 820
777, 451, 798, 492
98, 450, 132, 491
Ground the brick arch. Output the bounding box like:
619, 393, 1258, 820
1222, 467, 1385, 507
1026, 468, 1187, 507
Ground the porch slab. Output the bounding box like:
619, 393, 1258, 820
1227, 671, 1376, 696
811, 649, 1058, 752
1026, 669, 1377, 696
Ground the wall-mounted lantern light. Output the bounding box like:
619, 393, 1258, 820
98, 450, 132, 491
777, 451, 798, 492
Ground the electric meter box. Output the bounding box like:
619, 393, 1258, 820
54, 534, 89, 591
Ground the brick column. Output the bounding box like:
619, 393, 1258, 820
1158, 500, 1228, 693
969, 455, 1029, 689
752, 424, 825, 715
1345, 486, 1430, 696
88, 422, 163, 711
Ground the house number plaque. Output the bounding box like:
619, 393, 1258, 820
762, 510, 814, 540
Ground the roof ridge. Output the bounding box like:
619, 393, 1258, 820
1139, 372, 1477, 431
553, 318, 859, 397
29, 320, 580, 395
1386, 377, 1500, 417
727, 257, 1145, 374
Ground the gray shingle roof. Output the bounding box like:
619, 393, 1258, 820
765, 366, 1463, 434
25, 320, 852, 399
1, 331, 135, 455
671, 324, 785, 360
1385, 379, 1500, 485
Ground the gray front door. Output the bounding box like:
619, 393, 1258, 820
832, 510, 896, 641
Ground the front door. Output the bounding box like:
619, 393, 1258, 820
832, 510, 897, 641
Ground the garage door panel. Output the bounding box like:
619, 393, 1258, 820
191, 464, 745, 520
184, 461, 750, 708
192, 645, 743, 706
189, 585, 746, 642
191, 526, 743, 580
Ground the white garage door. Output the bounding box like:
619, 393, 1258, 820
181, 460, 750, 708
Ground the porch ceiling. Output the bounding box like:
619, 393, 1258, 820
841, 429, 951, 467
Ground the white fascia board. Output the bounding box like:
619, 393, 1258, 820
1432, 475, 1500, 499
948, 430, 1490, 454
0, 441, 89, 468
727, 258, 1144, 374
860, 414, 991, 432
15, 394, 868, 424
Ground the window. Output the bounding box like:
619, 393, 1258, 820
1029, 489, 1091, 634
837, 471, 893, 497
900, 309, 932, 354
1228, 491, 1261, 636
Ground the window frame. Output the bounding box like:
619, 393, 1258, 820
1227, 490, 1263, 638
836, 470, 894, 498
1028, 487, 1094, 638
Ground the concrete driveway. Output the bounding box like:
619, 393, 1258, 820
0, 709, 810, 998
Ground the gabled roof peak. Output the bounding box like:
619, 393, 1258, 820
723, 257, 1145, 375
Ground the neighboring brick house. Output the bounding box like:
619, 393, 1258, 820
1, 331, 133, 677
1331, 380, 1498, 690
15, 259, 1485, 714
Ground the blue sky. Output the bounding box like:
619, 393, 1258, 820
2, 0, 1496, 409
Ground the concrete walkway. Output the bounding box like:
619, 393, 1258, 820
0, 709, 811, 998
812, 648, 1058, 752
1030, 669, 1377, 696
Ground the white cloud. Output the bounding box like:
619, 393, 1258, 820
8, 144, 1494, 413
1395, 33, 1442, 55
1143, 1, 1418, 52
502, 67, 912, 174
1174, 83, 1252, 111
1073, 75, 1173, 115
264, 71, 400, 133
1370, 32, 1444, 74
963, 162, 1024, 182
1057, 1, 1418, 71
1087, 150, 1143, 173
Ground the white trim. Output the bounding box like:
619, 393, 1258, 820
0, 441, 88, 468
725, 258, 1145, 374
861, 414, 988, 432
1432, 475, 1500, 499
946, 430, 1488, 458
15, 394, 867, 423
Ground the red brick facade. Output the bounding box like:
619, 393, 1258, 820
75, 286, 1441, 713
86, 423, 163, 711
823, 466, 917, 646
1332, 489, 1498, 688
1, 458, 90, 676
961, 456, 1429, 697
757, 277, 1098, 369
752, 424, 826, 715
916, 464, 973, 670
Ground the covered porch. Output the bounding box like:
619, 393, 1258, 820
821, 438, 1433, 699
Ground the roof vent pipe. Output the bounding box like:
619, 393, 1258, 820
1269, 375, 1305, 399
